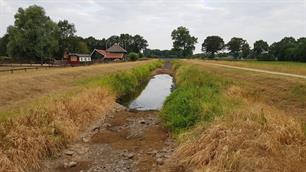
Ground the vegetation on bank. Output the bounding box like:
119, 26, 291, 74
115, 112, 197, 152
0, 60, 162, 171
160, 62, 234, 134
162, 61, 306, 171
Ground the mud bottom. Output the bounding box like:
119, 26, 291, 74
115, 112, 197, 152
43, 108, 175, 172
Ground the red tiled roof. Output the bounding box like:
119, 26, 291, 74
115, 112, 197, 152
95, 49, 124, 59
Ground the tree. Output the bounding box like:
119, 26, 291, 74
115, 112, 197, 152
56, 20, 76, 58
107, 35, 120, 48
0, 34, 9, 56
171, 26, 198, 57
295, 38, 306, 62
58, 20, 76, 39
131, 34, 148, 53
201, 36, 224, 58
119, 33, 133, 50
253, 40, 269, 55
241, 43, 250, 58
270, 37, 296, 61
227, 37, 246, 58
7, 5, 59, 62
65, 36, 89, 54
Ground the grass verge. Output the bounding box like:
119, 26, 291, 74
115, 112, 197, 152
161, 61, 306, 172
0, 60, 162, 172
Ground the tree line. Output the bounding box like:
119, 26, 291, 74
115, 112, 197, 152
200, 36, 306, 62
0, 5, 148, 62
145, 26, 306, 62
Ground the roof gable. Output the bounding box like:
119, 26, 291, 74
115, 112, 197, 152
106, 44, 127, 53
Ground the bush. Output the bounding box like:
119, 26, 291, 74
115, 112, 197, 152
128, 52, 139, 61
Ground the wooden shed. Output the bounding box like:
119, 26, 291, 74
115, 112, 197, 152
64, 53, 91, 65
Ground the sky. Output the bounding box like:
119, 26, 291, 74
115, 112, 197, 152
0, 0, 305, 53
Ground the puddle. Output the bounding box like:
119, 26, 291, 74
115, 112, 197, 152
128, 74, 174, 111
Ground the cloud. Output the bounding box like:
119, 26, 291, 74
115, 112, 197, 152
0, 0, 305, 52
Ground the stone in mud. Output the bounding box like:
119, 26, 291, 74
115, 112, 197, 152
64, 150, 74, 156
156, 158, 164, 165
64, 161, 77, 168
91, 125, 101, 132
103, 123, 112, 127
82, 137, 90, 143
139, 119, 146, 124
122, 152, 135, 159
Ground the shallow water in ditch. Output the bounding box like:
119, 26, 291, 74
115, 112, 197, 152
128, 74, 174, 111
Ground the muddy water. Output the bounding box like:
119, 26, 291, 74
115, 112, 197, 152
128, 74, 174, 111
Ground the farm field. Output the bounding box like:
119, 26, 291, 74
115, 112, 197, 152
208, 60, 306, 76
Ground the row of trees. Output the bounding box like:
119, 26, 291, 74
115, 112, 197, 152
0, 5, 148, 62
164, 26, 306, 62
201, 35, 306, 62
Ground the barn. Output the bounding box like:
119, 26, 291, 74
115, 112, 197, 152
64, 53, 91, 65
90, 44, 127, 62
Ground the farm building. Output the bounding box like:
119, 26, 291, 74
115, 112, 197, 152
64, 53, 91, 65
90, 44, 127, 62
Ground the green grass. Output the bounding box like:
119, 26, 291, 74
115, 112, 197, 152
78, 60, 162, 97
160, 62, 234, 134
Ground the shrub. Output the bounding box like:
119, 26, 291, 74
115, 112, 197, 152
128, 52, 139, 61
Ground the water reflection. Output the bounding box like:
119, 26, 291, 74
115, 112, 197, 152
129, 74, 174, 111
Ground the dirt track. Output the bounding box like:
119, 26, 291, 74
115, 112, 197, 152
204, 62, 306, 79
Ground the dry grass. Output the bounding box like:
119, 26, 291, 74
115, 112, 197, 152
164, 85, 306, 172
0, 60, 160, 171
0, 88, 115, 171
162, 61, 306, 172
185, 59, 306, 122
0, 60, 154, 120
207, 60, 306, 76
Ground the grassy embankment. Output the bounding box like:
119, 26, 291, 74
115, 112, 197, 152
0, 60, 162, 171
161, 60, 306, 172
209, 60, 306, 75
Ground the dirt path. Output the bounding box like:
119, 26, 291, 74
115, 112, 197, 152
203, 62, 306, 79
42, 105, 174, 172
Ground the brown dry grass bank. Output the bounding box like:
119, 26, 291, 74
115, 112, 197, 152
0, 60, 154, 120
0, 60, 161, 171
0, 88, 115, 172
162, 61, 306, 172
164, 85, 306, 172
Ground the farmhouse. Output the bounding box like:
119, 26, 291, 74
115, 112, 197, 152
64, 53, 91, 65
90, 44, 127, 62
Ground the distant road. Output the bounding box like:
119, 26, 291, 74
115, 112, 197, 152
205, 62, 306, 80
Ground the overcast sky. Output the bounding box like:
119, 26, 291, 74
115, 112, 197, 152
0, 0, 305, 53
